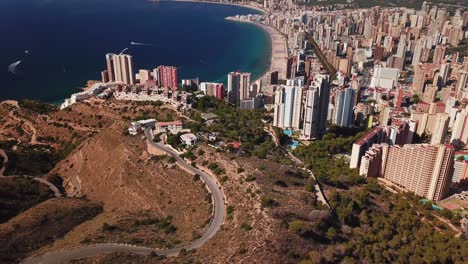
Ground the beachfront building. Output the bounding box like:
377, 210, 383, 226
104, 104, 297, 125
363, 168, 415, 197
104, 53, 135, 85
154, 65, 178, 90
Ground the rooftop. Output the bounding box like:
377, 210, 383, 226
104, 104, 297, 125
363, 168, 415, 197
201, 113, 218, 121
354, 127, 383, 145
180, 133, 197, 141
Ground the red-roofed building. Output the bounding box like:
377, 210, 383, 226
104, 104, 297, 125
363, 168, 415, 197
350, 127, 385, 169
416, 102, 430, 113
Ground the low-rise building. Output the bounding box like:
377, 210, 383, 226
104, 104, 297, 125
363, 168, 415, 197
180, 133, 197, 146
154, 121, 185, 134
128, 119, 156, 135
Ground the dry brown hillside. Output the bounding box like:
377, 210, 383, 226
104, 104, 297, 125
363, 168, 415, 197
0, 198, 102, 264
37, 120, 211, 253
0, 177, 54, 223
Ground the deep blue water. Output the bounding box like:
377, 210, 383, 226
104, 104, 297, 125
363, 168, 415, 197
0, 0, 270, 102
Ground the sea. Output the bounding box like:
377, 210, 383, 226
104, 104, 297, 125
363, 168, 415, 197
0, 0, 270, 103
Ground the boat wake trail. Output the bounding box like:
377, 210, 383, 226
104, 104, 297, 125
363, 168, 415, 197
131, 41, 153, 46
8, 61, 22, 75
119, 48, 129, 55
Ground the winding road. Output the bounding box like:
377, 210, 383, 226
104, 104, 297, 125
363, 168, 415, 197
0, 148, 61, 197
21, 128, 225, 264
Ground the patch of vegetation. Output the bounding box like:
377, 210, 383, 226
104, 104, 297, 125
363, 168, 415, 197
134, 216, 177, 234
240, 223, 253, 231
227, 205, 234, 215
0, 177, 54, 223
18, 99, 58, 115
296, 181, 468, 263
261, 196, 278, 208
102, 222, 117, 232
192, 96, 283, 158
245, 175, 256, 182
207, 162, 225, 175
1, 143, 61, 176
193, 174, 200, 181
294, 128, 366, 188
167, 132, 183, 149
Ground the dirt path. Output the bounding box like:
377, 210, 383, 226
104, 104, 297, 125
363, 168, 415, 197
4, 101, 47, 145
0, 149, 8, 176
69, 151, 83, 198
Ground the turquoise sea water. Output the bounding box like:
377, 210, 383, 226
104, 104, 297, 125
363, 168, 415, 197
0, 0, 270, 102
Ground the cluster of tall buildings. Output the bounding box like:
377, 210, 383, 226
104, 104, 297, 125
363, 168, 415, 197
240, 1, 468, 200
271, 69, 358, 139
226, 71, 265, 110
102, 54, 179, 90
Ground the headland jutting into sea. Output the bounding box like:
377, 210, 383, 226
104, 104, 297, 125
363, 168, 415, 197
62, 0, 289, 107
0, 0, 271, 102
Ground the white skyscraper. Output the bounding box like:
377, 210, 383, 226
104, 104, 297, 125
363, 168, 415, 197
273, 85, 303, 129
430, 113, 450, 145
333, 88, 356, 127
363, 18, 372, 39
451, 107, 468, 145
396, 36, 407, 58
412, 37, 427, 66
301, 74, 330, 138
302, 87, 319, 139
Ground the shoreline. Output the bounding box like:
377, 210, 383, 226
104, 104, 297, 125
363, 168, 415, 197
169, 0, 281, 83
225, 16, 288, 83
4, 1, 276, 105
169, 0, 268, 14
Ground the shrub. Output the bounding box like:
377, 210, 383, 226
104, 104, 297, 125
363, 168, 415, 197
261, 196, 278, 207
193, 174, 200, 181
289, 220, 307, 234
245, 175, 256, 182
102, 222, 117, 232
241, 223, 252, 231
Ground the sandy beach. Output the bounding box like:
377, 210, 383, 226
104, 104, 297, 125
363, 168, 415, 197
166, 0, 288, 83
171, 0, 268, 14
225, 17, 289, 82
